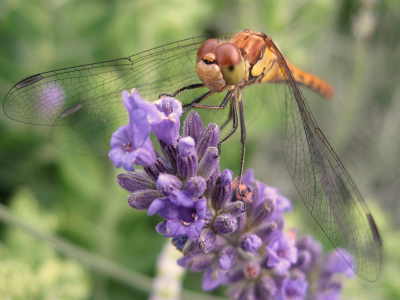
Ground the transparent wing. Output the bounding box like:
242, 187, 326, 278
267, 39, 382, 281
4, 33, 233, 155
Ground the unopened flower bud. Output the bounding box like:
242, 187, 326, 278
186, 253, 216, 271
220, 201, 244, 217
206, 168, 219, 197
177, 137, 198, 179
158, 139, 178, 172
214, 213, 237, 235
211, 169, 233, 210
144, 151, 173, 181
198, 228, 216, 253
156, 173, 182, 196
253, 221, 277, 242
117, 171, 156, 192
197, 147, 219, 180
196, 123, 220, 160
127, 190, 162, 210
251, 198, 275, 227
184, 176, 206, 197
183, 111, 203, 144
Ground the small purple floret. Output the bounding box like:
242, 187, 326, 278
281, 277, 308, 300
239, 233, 262, 255
266, 232, 298, 274
149, 97, 182, 145
109, 127, 156, 171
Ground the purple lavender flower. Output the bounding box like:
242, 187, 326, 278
239, 233, 262, 255
152, 196, 205, 240
108, 89, 158, 171
121, 90, 154, 147
109, 127, 156, 171
280, 276, 308, 300
110, 90, 354, 300
148, 97, 183, 145
266, 231, 298, 274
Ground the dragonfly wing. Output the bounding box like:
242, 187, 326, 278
268, 40, 382, 281
4, 34, 233, 154
5, 57, 135, 126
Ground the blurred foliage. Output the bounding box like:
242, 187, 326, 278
0, 188, 91, 300
0, 0, 400, 299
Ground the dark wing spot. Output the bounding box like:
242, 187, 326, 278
15, 74, 44, 89
60, 103, 83, 119
368, 214, 382, 247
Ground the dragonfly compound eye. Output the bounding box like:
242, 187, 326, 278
196, 39, 218, 63
215, 43, 245, 85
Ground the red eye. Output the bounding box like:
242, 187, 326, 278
197, 39, 218, 60
215, 43, 241, 67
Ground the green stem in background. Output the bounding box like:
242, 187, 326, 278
0, 203, 225, 300
332, 2, 377, 152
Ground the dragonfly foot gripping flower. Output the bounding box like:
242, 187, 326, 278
110, 89, 354, 299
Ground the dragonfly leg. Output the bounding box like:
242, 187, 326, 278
217, 93, 238, 156
159, 83, 204, 98
182, 91, 214, 113
237, 88, 246, 208
189, 88, 234, 110
220, 101, 233, 131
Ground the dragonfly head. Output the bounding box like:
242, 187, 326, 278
196, 39, 245, 92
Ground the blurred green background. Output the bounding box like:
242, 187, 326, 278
1, 0, 400, 299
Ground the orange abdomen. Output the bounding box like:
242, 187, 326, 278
287, 62, 334, 98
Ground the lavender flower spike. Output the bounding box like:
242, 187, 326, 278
111, 90, 354, 300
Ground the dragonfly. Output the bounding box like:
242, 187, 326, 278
3, 29, 381, 281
